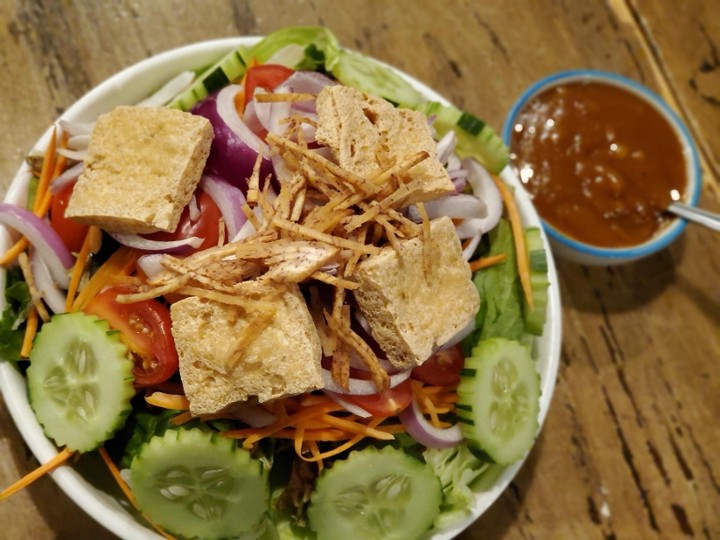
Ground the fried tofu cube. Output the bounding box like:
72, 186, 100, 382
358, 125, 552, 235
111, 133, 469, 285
170, 283, 323, 416
353, 216, 480, 368
315, 86, 454, 204
66, 106, 213, 234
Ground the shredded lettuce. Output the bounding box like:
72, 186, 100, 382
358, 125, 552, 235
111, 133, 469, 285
423, 444, 490, 528
0, 267, 32, 362
330, 49, 424, 107
242, 26, 341, 72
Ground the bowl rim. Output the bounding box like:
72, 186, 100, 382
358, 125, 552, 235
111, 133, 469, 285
501, 68, 702, 260
0, 37, 562, 539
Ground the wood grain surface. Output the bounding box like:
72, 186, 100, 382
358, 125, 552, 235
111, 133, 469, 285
0, 1, 718, 539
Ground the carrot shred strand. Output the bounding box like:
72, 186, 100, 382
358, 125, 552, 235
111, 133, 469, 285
492, 175, 534, 310
0, 447, 74, 500
469, 253, 507, 272
20, 307, 39, 358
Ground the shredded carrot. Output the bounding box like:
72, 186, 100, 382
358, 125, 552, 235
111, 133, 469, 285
98, 447, 137, 507
65, 226, 101, 312
492, 175, 534, 310
71, 246, 138, 312
469, 253, 507, 272
318, 413, 394, 440
0, 239, 29, 267
0, 447, 74, 500
20, 307, 39, 358
299, 417, 385, 462
145, 392, 190, 411
32, 127, 58, 215
233, 400, 344, 448
170, 411, 195, 426
98, 447, 176, 540
0, 130, 64, 267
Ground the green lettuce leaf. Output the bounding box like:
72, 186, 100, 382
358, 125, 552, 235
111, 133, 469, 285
242, 26, 341, 72
469, 218, 525, 343
423, 443, 490, 528
0, 267, 32, 362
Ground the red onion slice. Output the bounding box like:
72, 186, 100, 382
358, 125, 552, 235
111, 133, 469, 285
323, 390, 372, 418
399, 394, 463, 448
108, 231, 203, 253
30, 251, 67, 314
192, 87, 274, 191
232, 405, 277, 428
275, 70, 337, 95
321, 367, 411, 395
136, 253, 166, 279
436, 130, 457, 165
57, 148, 87, 162
423, 193, 487, 221
215, 84, 268, 153
0, 203, 73, 287
463, 158, 503, 233
58, 119, 94, 136
50, 161, 84, 193
462, 231, 482, 261
200, 174, 248, 240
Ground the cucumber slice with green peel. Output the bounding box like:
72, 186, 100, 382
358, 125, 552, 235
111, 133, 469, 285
523, 227, 550, 336
417, 101, 509, 174
168, 47, 247, 111
27, 312, 134, 453
130, 428, 269, 540
456, 338, 540, 464
308, 446, 441, 540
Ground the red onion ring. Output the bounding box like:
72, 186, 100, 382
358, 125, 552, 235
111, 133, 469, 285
191, 87, 274, 192
215, 84, 267, 153
108, 231, 203, 253
321, 367, 411, 395
0, 203, 73, 287
399, 394, 463, 448
136, 253, 165, 279
232, 404, 277, 428
50, 161, 83, 193
200, 174, 248, 239
30, 251, 66, 314
323, 390, 372, 418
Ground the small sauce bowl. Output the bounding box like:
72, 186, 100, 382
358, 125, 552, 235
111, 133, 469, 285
503, 70, 702, 266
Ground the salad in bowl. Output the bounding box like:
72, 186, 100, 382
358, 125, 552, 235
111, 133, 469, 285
0, 27, 560, 540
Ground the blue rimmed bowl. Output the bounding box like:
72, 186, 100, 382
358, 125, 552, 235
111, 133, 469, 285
502, 69, 702, 266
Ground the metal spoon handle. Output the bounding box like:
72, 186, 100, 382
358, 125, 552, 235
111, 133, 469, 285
667, 202, 720, 232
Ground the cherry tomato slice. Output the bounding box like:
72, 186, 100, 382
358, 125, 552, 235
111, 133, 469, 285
84, 285, 179, 386
145, 191, 221, 252
411, 345, 465, 386
50, 182, 89, 254
344, 379, 413, 418
243, 64, 295, 108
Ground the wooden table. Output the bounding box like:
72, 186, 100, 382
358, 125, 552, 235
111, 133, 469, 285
0, 1, 718, 538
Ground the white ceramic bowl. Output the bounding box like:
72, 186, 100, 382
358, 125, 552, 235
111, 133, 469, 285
0, 37, 562, 539
502, 70, 702, 266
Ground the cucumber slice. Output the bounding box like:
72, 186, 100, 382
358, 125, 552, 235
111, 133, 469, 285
130, 428, 269, 540
168, 47, 247, 111
456, 338, 540, 464
523, 227, 550, 336
417, 101, 509, 174
330, 48, 425, 108
27, 312, 134, 453
308, 446, 441, 540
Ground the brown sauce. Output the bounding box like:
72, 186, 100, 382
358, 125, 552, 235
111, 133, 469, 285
509, 81, 687, 247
